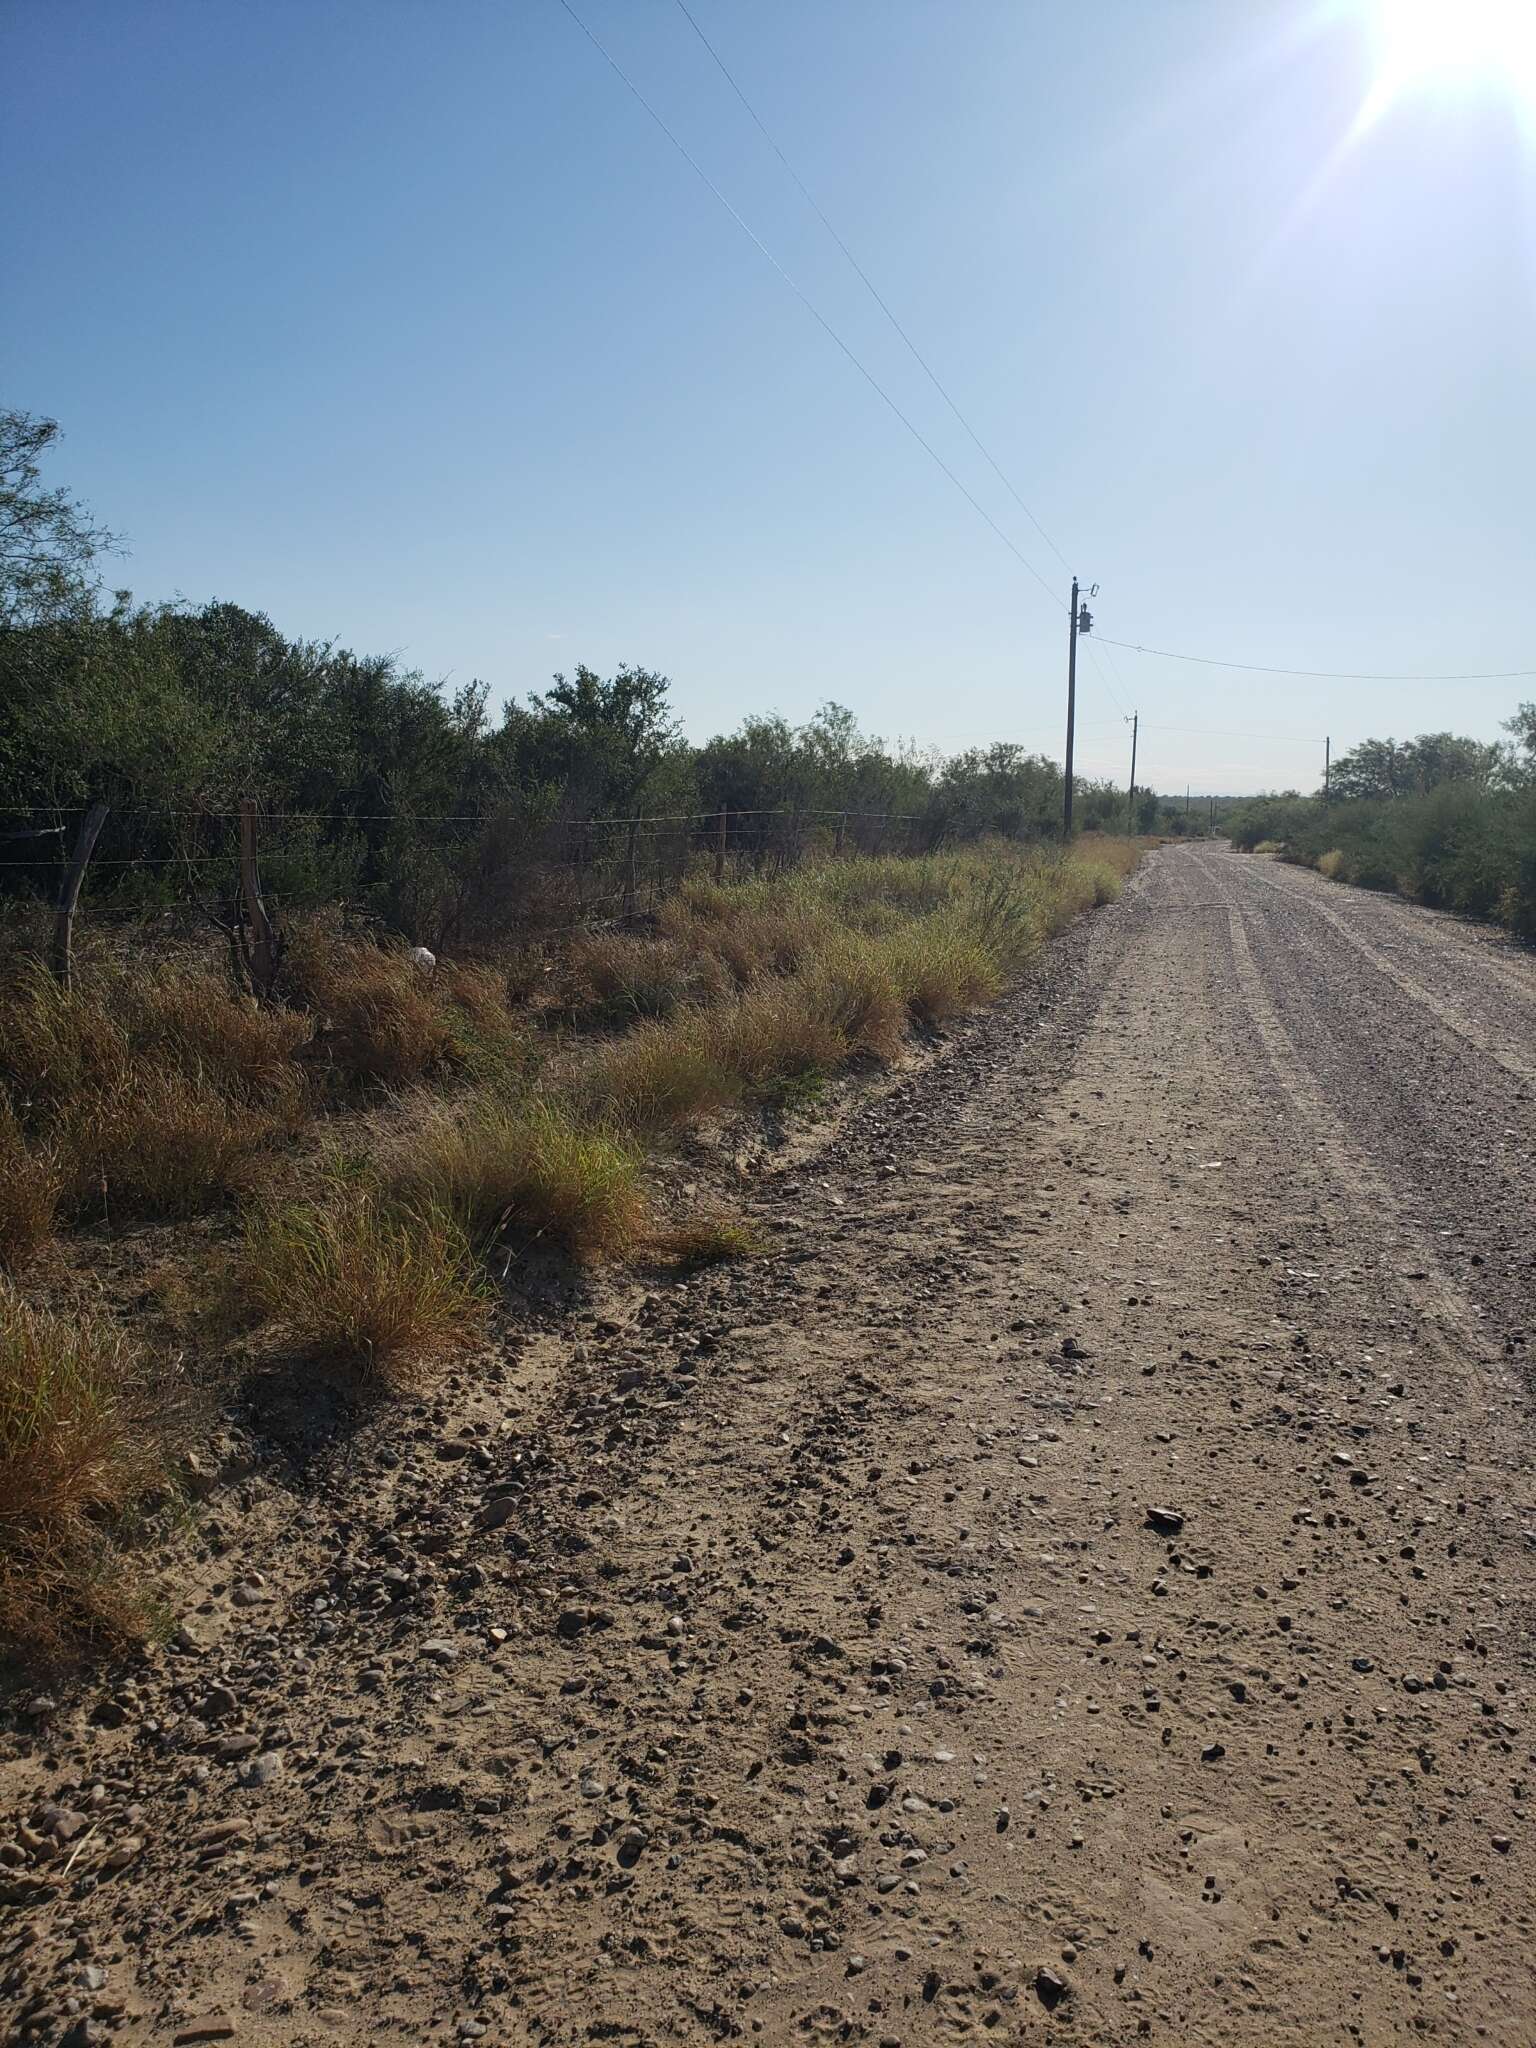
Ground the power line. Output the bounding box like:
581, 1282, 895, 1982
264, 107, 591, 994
555, 0, 1063, 611
673, 0, 1075, 579
1144, 723, 1322, 742
1097, 636, 1536, 683
1082, 640, 1130, 719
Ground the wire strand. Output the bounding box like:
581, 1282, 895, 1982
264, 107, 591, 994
555, 0, 1063, 611
672, 0, 1075, 579
1097, 636, 1536, 683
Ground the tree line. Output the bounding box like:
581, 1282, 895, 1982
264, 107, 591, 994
0, 408, 1147, 946
1227, 718, 1536, 933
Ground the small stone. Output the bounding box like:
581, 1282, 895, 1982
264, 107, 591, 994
1036, 1967, 1070, 2012
102, 1837, 144, 1871
172, 2023, 237, 2045
1144, 1507, 1184, 1536
419, 1640, 459, 1665
218, 1734, 261, 1760
1201, 1743, 1226, 1763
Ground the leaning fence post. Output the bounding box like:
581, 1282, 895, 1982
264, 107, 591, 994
238, 797, 278, 998
714, 807, 727, 886
51, 801, 109, 991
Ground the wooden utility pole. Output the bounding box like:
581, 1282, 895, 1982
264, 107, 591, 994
1324, 735, 1331, 800
1125, 712, 1139, 832
238, 798, 277, 999
714, 807, 727, 886
50, 801, 108, 991
1063, 577, 1079, 836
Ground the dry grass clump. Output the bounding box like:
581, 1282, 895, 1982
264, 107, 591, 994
576, 1017, 742, 1131
0, 1286, 156, 1652
706, 979, 848, 1092
438, 961, 537, 1087
388, 1096, 647, 1259
801, 934, 910, 1058
62, 1061, 277, 1219
0, 966, 131, 1112
244, 1194, 486, 1378
117, 969, 312, 1099
1317, 848, 1347, 880
885, 918, 1004, 1024
651, 1205, 763, 1266
564, 931, 728, 1022
0, 1106, 63, 1273
285, 922, 454, 1086
658, 884, 833, 988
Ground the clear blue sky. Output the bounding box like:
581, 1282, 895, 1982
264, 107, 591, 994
4, 0, 1533, 795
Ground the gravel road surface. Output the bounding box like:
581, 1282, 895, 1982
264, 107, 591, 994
4, 841, 1533, 2046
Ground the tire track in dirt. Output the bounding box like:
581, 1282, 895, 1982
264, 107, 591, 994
1233, 856, 1536, 1089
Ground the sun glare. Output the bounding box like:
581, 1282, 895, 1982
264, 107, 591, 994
1362, 0, 1536, 125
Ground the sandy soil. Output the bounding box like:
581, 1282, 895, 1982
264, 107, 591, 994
3, 842, 1533, 2047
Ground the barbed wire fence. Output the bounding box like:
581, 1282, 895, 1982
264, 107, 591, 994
0, 799, 938, 991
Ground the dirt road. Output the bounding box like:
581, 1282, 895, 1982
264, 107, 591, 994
5, 843, 1534, 2046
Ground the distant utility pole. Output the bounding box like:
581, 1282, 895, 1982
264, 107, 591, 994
1062, 578, 1095, 837
1185, 783, 1190, 820
1324, 735, 1331, 801
1125, 711, 1139, 832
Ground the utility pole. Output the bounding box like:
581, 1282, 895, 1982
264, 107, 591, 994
1063, 577, 1079, 837
1125, 711, 1139, 832
1062, 578, 1095, 838
1324, 735, 1331, 801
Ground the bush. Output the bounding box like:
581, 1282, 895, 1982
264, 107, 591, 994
245, 1194, 486, 1377
1231, 784, 1536, 933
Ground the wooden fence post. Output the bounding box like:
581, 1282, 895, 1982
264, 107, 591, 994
714, 807, 727, 886
238, 798, 278, 999
623, 816, 640, 923
51, 801, 109, 991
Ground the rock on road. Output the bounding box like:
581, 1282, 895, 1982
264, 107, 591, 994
3, 842, 1533, 2047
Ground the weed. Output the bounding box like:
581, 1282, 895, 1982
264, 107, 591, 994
1317, 849, 1347, 880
